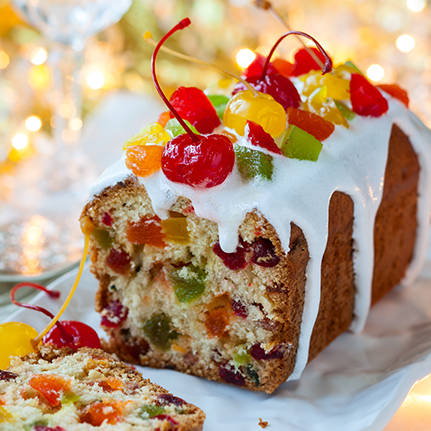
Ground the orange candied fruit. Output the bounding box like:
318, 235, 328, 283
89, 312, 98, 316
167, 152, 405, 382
126, 216, 166, 248
161, 215, 190, 244
98, 377, 123, 393
158, 111, 171, 127
377, 83, 409, 108
287, 107, 335, 141
125, 145, 163, 178
272, 58, 294, 78
80, 216, 95, 236
80, 400, 125, 426
28, 374, 71, 407
204, 294, 231, 338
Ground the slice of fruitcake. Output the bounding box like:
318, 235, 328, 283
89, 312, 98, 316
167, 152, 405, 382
0, 345, 204, 430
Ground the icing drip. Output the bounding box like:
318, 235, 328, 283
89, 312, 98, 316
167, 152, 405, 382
89, 96, 431, 380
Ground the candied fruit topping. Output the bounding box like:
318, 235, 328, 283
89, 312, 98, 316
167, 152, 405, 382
0, 406, 12, 423
350, 73, 388, 117
161, 133, 235, 188
121, 333, 150, 360
272, 58, 294, 78
92, 228, 112, 250
98, 377, 123, 393
207, 94, 230, 120
169, 265, 206, 303
158, 394, 185, 406
250, 343, 283, 360
291, 47, 330, 77
43, 320, 101, 350
101, 212, 113, 227
101, 300, 128, 328
243, 53, 277, 79
80, 216, 95, 236
123, 122, 170, 150
377, 83, 409, 107
169, 86, 220, 134
245, 121, 282, 154
165, 118, 198, 138
223, 90, 287, 138
28, 375, 71, 407
140, 404, 166, 418
205, 294, 232, 338
143, 312, 178, 350
286, 107, 334, 141
218, 365, 245, 386
152, 414, 178, 425
231, 299, 248, 318
106, 249, 131, 274
80, 400, 124, 426
158, 111, 171, 127
34, 427, 65, 431
334, 100, 356, 121
234, 144, 274, 181
251, 238, 280, 267
281, 125, 323, 162
126, 216, 165, 248
0, 371, 17, 381
125, 145, 164, 178
232, 345, 251, 367
161, 215, 190, 244
213, 240, 249, 270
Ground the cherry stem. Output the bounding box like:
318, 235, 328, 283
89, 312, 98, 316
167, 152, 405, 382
151, 18, 199, 142
10, 282, 73, 343
261, 30, 332, 80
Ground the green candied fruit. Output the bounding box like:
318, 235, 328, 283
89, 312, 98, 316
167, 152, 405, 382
61, 392, 80, 404
281, 125, 323, 162
140, 404, 166, 418
344, 60, 363, 74
335, 100, 356, 121
143, 312, 178, 350
24, 420, 48, 431
169, 265, 206, 303
207, 94, 230, 120
232, 345, 251, 369
165, 118, 198, 138
234, 144, 273, 181
246, 364, 260, 387
92, 228, 112, 249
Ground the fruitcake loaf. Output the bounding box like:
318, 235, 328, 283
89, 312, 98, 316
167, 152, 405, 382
80, 21, 431, 394
0, 345, 204, 430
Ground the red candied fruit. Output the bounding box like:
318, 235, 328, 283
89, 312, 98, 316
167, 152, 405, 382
162, 133, 235, 188
213, 240, 249, 270
243, 53, 277, 79
106, 249, 131, 274
251, 238, 280, 267
218, 365, 245, 386
158, 394, 185, 406
80, 400, 124, 426
272, 58, 294, 78
287, 107, 335, 141
231, 299, 248, 319
43, 321, 101, 350
123, 337, 150, 361
153, 414, 179, 425
126, 216, 165, 248
0, 371, 17, 381
350, 73, 388, 117
233, 72, 300, 111
101, 212, 113, 227
291, 47, 329, 77
34, 427, 66, 431
169, 86, 220, 134
246, 121, 282, 154
250, 343, 283, 360
101, 300, 128, 328
377, 83, 409, 108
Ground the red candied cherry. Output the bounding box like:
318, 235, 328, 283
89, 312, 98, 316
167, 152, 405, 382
231, 299, 248, 319
218, 364, 245, 386
243, 53, 277, 79
350, 73, 388, 117
152, 19, 235, 189
106, 249, 131, 274
169, 86, 220, 134
101, 300, 128, 328
291, 47, 330, 77
158, 393, 185, 406
250, 343, 283, 360
34, 427, 66, 431
271, 58, 294, 78
153, 414, 179, 425
245, 121, 282, 154
213, 239, 249, 270
102, 212, 113, 227
377, 83, 409, 108
251, 238, 280, 267
0, 370, 18, 381
43, 320, 101, 350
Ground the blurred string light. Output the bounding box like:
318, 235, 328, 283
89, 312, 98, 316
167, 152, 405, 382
69, 118, 83, 131
0, 50, 9, 69
25, 115, 42, 132
85, 68, 105, 90
406, 0, 427, 12
396, 34, 416, 53
11, 133, 29, 150
235, 48, 256, 69
366, 64, 385, 82
30, 47, 48, 66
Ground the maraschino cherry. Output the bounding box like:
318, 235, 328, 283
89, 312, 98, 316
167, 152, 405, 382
10, 282, 101, 350
233, 31, 332, 111
154, 18, 235, 188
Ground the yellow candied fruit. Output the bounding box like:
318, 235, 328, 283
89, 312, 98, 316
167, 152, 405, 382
223, 90, 287, 138
161, 216, 190, 244
0, 406, 12, 423
301, 70, 350, 101
123, 123, 170, 150
80, 216, 95, 236
171, 343, 188, 354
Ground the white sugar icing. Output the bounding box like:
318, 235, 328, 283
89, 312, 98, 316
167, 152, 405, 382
89, 95, 431, 380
